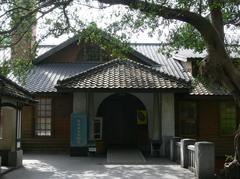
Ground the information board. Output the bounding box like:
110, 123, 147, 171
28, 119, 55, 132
71, 113, 88, 147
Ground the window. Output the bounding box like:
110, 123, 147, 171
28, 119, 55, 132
178, 101, 197, 136
77, 43, 111, 62
220, 102, 237, 135
0, 108, 3, 139
35, 98, 52, 136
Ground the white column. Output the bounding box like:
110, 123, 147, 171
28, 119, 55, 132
73, 92, 87, 113
152, 93, 161, 140
88, 93, 94, 141
161, 93, 175, 156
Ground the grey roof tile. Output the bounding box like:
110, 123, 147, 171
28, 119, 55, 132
23, 63, 98, 93
0, 75, 34, 102
131, 44, 191, 82
57, 59, 190, 90
4, 43, 233, 96
190, 80, 230, 96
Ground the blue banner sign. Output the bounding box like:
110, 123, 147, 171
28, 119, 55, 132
71, 113, 88, 147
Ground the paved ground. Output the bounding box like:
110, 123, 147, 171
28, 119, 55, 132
107, 148, 146, 164
2, 154, 196, 179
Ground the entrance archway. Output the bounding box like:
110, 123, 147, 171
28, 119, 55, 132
97, 93, 148, 148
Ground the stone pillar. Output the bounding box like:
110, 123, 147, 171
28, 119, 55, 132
8, 150, 23, 167
161, 93, 175, 157
195, 142, 215, 179
170, 137, 181, 161
180, 139, 196, 168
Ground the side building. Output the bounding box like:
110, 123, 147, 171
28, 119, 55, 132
0, 75, 34, 167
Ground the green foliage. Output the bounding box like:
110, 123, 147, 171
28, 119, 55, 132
168, 24, 206, 53
0, 58, 32, 84
0, 60, 11, 77
77, 23, 132, 59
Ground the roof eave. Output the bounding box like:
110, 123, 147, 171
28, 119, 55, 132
56, 87, 190, 93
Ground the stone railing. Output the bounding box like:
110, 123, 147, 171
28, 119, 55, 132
187, 145, 195, 173
170, 137, 215, 179
176, 142, 181, 163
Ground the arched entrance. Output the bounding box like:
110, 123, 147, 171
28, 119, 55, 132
97, 93, 148, 148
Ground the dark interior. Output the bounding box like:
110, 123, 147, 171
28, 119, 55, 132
97, 93, 148, 147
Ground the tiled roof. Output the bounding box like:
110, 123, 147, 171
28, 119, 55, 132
22, 63, 98, 93
190, 80, 230, 96
0, 75, 34, 102
131, 44, 191, 82
57, 59, 190, 91
33, 42, 192, 82
2, 41, 234, 96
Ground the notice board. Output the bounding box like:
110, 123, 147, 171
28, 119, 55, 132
71, 113, 87, 147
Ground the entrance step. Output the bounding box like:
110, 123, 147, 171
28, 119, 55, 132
107, 147, 146, 164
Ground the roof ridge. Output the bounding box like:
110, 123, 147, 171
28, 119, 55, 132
57, 59, 119, 85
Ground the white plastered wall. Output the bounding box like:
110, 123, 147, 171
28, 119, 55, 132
73, 92, 87, 113
160, 92, 175, 156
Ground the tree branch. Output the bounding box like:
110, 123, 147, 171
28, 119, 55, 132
0, 0, 73, 36
98, 0, 225, 51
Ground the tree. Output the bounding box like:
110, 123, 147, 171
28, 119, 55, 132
95, 2, 239, 177
0, 0, 240, 177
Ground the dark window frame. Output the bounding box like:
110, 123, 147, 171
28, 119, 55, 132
219, 101, 238, 136
77, 43, 111, 63
177, 100, 198, 137
34, 97, 53, 137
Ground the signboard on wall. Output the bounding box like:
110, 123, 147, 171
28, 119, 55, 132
71, 113, 88, 147
137, 110, 148, 125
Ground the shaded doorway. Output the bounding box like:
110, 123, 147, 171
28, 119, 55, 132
97, 93, 148, 148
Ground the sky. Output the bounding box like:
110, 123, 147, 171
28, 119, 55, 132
35, 1, 240, 46
37, 2, 165, 45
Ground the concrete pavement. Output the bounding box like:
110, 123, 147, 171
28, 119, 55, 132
2, 154, 196, 179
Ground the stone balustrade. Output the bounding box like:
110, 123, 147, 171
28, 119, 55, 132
170, 137, 215, 179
